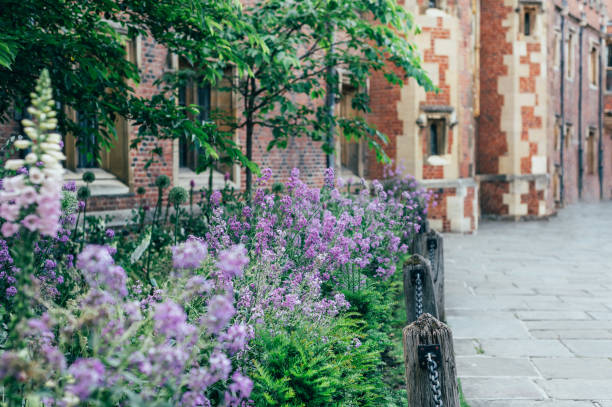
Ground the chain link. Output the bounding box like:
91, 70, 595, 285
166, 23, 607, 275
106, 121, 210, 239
428, 245, 435, 274
415, 271, 423, 319
426, 352, 444, 407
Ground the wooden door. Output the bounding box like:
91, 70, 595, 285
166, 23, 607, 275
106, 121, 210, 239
100, 114, 130, 184
339, 86, 362, 176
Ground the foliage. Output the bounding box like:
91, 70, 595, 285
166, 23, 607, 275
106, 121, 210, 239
180, 0, 435, 190
249, 320, 382, 406
0, 0, 257, 167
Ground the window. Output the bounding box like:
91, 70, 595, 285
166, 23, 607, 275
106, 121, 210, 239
565, 124, 573, 149
177, 67, 211, 170
428, 119, 446, 157
554, 33, 561, 69
337, 84, 364, 177
63, 39, 135, 186
428, 0, 438, 8
606, 43, 612, 91
590, 46, 599, 87
522, 7, 536, 37
567, 32, 575, 79
177, 60, 235, 177
587, 129, 596, 174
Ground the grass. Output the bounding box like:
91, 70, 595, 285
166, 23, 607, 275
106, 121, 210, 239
458, 378, 472, 407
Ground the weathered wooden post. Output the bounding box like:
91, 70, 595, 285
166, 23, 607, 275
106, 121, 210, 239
403, 313, 460, 407
426, 229, 445, 322
409, 220, 429, 256
404, 254, 439, 324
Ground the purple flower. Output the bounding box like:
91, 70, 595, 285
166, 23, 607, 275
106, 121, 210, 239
6, 286, 17, 297
204, 295, 235, 334
208, 350, 232, 383
241, 206, 252, 219
154, 300, 188, 337
210, 190, 222, 206
67, 358, 105, 400
181, 391, 211, 407
63, 181, 77, 192
172, 237, 208, 270
77, 245, 114, 275
225, 371, 253, 406
105, 228, 115, 239
190, 179, 196, 189
257, 168, 273, 186
221, 323, 251, 354
324, 167, 335, 189
216, 244, 248, 280
44, 259, 56, 270
77, 245, 126, 296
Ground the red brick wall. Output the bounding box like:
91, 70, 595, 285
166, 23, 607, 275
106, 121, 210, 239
477, 0, 511, 176
479, 181, 509, 216
366, 69, 402, 180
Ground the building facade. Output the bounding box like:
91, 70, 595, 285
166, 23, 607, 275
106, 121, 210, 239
372, 0, 612, 231
1, 0, 612, 231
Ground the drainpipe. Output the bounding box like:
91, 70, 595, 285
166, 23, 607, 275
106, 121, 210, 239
325, 29, 336, 170
560, 2, 568, 204
578, 13, 585, 199
599, 15, 605, 199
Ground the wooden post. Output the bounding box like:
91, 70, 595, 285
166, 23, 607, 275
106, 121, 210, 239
404, 254, 439, 324
409, 220, 430, 255
426, 229, 445, 322
403, 313, 460, 407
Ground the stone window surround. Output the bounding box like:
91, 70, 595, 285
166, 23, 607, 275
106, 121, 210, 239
168, 55, 242, 190
334, 69, 368, 178
417, 105, 457, 166
62, 32, 140, 197
566, 27, 577, 81
517, 2, 542, 39
589, 40, 600, 89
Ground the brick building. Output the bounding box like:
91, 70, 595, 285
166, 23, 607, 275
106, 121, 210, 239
2, 0, 612, 231
370, 0, 612, 231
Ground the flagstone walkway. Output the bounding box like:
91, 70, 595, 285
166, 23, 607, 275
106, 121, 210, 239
444, 201, 612, 407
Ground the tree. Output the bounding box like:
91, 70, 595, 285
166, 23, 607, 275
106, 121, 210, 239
212, 0, 434, 191
0, 0, 260, 167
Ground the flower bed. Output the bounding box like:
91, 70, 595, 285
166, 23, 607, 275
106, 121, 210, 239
0, 72, 432, 406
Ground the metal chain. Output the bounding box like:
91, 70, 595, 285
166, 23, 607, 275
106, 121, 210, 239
428, 245, 435, 274
415, 271, 423, 319
426, 352, 444, 407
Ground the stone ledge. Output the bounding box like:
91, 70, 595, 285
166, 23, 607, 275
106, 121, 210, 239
477, 173, 550, 183
420, 177, 478, 189
65, 168, 130, 196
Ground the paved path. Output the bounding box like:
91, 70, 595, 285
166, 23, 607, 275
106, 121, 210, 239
444, 202, 612, 407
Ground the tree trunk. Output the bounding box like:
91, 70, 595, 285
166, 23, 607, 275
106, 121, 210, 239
245, 120, 253, 194
403, 314, 460, 407
245, 77, 256, 195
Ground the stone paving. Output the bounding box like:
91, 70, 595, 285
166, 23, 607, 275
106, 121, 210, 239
444, 202, 612, 407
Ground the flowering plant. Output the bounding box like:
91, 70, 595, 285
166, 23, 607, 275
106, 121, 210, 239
0, 72, 253, 407
0, 71, 433, 407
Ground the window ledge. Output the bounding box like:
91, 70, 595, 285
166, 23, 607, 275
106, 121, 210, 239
64, 168, 130, 196
427, 155, 450, 166
176, 167, 237, 191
